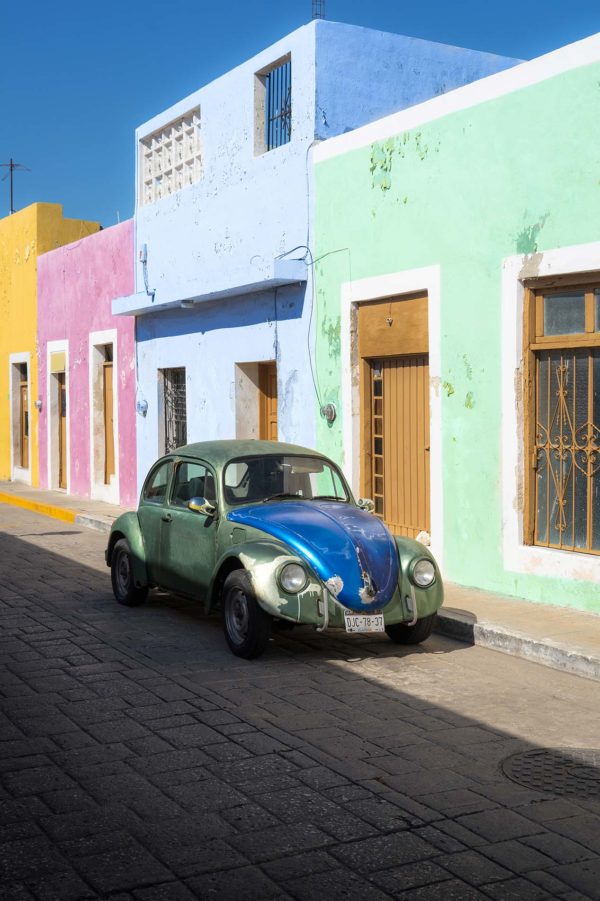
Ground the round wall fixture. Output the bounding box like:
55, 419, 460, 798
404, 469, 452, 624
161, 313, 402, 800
321, 403, 336, 423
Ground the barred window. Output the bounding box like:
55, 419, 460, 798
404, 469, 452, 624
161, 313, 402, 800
254, 56, 291, 155
525, 279, 600, 553
162, 368, 187, 454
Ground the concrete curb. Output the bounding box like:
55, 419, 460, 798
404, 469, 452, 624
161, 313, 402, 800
74, 514, 113, 534
0, 492, 114, 535
435, 610, 600, 683
0, 491, 77, 525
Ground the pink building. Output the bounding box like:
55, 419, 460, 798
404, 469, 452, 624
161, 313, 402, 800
37, 220, 137, 506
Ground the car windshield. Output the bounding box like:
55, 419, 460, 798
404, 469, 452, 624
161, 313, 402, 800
223, 455, 350, 506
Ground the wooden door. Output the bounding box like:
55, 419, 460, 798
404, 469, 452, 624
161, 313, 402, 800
259, 362, 278, 440
19, 380, 29, 469
358, 293, 430, 538
58, 373, 67, 489
103, 361, 115, 484
366, 356, 430, 537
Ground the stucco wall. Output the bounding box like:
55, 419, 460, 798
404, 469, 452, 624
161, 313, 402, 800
314, 47, 600, 613
135, 284, 312, 486
0, 204, 99, 485
134, 24, 316, 310
37, 220, 137, 505
315, 22, 520, 140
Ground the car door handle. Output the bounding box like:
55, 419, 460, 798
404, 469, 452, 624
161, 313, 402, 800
161, 513, 172, 523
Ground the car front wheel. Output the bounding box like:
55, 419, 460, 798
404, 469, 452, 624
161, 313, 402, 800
222, 570, 271, 659
111, 539, 148, 607
385, 613, 436, 645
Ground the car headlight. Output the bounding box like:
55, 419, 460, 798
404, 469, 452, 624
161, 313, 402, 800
278, 563, 308, 594
410, 558, 436, 588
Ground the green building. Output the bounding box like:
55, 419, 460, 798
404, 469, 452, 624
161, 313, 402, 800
314, 32, 600, 614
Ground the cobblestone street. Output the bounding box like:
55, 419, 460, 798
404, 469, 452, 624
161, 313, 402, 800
1, 505, 600, 900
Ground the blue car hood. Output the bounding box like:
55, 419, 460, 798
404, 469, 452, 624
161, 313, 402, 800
227, 501, 399, 611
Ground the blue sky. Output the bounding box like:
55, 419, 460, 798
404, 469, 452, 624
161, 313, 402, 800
1, 0, 598, 226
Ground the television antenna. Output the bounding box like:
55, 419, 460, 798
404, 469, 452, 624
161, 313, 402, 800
0, 159, 31, 214
312, 0, 325, 19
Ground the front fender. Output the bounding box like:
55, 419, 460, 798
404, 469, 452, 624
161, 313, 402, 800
210, 540, 322, 621
394, 536, 444, 620
106, 512, 149, 590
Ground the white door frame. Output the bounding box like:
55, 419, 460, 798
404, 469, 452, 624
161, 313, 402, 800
46, 340, 70, 492
340, 265, 443, 566
8, 351, 32, 485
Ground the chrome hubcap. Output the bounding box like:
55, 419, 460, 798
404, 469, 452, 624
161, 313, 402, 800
225, 589, 249, 645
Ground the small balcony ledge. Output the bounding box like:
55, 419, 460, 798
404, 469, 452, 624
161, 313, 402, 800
112, 258, 307, 317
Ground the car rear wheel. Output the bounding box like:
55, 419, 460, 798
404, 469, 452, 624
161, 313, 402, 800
222, 570, 271, 659
386, 613, 436, 645
111, 539, 148, 607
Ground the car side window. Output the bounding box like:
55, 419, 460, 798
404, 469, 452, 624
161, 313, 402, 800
171, 461, 216, 508
142, 461, 171, 505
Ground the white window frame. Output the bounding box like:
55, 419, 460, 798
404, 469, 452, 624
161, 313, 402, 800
502, 241, 600, 582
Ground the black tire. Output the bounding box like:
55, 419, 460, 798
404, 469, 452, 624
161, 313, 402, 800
386, 613, 437, 645
111, 539, 148, 607
222, 570, 271, 659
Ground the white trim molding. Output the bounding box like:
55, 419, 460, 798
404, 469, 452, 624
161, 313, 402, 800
8, 351, 32, 485
502, 241, 600, 583
316, 32, 600, 164
88, 329, 120, 504
46, 339, 70, 493
340, 265, 443, 567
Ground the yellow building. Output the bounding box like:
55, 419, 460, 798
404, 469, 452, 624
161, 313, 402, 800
0, 204, 99, 486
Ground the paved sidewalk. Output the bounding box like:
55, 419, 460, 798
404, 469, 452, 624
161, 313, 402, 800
1, 480, 599, 683
0, 481, 129, 533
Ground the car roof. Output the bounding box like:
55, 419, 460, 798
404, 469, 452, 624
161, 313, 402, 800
173, 439, 331, 468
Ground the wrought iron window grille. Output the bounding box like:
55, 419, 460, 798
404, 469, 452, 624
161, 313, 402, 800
265, 59, 292, 151
163, 368, 187, 453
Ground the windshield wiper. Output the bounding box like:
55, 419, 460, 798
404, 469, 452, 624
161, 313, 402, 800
312, 495, 347, 502
262, 493, 306, 503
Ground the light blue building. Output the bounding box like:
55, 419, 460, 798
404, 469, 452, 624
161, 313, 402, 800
113, 19, 519, 488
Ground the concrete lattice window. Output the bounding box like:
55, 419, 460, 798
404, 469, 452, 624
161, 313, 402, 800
139, 108, 202, 205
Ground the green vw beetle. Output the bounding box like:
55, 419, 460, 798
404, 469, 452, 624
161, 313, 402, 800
105, 440, 443, 659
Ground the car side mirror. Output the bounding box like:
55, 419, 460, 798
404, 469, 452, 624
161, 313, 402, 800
357, 497, 375, 514
188, 496, 217, 517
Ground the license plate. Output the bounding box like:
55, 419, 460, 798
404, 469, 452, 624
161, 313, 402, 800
344, 610, 385, 633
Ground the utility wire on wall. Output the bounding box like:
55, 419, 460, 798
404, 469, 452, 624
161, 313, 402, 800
276, 243, 351, 425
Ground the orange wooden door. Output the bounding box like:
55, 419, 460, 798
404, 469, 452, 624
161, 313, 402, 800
367, 356, 430, 538
19, 380, 29, 469
259, 362, 278, 440
103, 361, 115, 484
58, 373, 67, 489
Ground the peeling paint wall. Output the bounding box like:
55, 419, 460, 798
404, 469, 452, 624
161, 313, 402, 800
37, 221, 137, 505
0, 204, 99, 485
314, 54, 600, 614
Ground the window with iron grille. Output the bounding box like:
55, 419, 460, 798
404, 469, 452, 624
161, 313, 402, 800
254, 56, 291, 154
162, 368, 187, 453
524, 278, 600, 554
